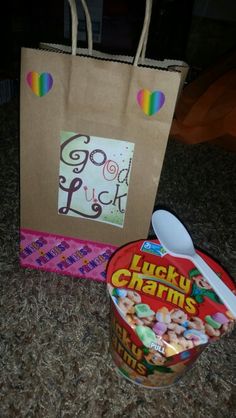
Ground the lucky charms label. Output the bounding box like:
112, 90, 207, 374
58, 131, 134, 227
107, 239, 236, 388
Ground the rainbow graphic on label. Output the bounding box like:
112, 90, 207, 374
26, 71, 53, 97
137, 89, 165, 116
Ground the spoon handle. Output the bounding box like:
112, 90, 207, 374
193, 253, 236, 317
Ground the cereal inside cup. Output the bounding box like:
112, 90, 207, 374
107, 239, 236, 389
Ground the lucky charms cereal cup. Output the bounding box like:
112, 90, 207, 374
106, 239, 236, 389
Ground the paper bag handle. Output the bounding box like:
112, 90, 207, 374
68, 0, 152, 65
68, 0, 93, 56
140, 0, 153, 62
133, 0, 153, 66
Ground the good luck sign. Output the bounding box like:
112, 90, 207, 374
58, 131, 135, 227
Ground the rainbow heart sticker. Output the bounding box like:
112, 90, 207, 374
137, 89, 165, 116
26, 71, 53, 97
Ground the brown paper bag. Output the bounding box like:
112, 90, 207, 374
20, 0, 188, 281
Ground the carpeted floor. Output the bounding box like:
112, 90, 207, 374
0, 98, 236, 418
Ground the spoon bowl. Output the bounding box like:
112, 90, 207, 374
152, 210, 195, 258
152, 209, 236, 317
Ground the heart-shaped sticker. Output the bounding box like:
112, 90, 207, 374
26, 71, 53, 97
137, 89, 165, 116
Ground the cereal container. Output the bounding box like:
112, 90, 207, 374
107, 239, 236, 389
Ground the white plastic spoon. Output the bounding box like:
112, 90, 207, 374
152, 209, 236, 317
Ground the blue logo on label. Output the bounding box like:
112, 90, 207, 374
141, 241, 167, 257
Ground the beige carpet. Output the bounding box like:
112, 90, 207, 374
0, 99, 236, 417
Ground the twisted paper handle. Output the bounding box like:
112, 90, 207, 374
68, 0, 93, 56
68, 0, 153, 65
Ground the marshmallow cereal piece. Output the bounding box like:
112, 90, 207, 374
205, 315, 221, 329
135, 325, 157, 348
152, 322, 167, 336
127, 290, 142, 304
118, 297, 134, 314
171, 309, 188, 324
205, 323, 221, 337
188, 316, 205, 330
172, 324, 186, 335
212, 312, 229, 325
156, 307, 171, 324
184, 329, 208, 345
135, 304, 155, 318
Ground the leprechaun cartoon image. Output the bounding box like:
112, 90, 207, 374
189, 268, 223, 304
